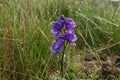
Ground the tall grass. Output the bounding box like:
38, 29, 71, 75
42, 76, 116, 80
0, 0, 120, 79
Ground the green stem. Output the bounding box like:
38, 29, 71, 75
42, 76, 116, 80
60, 41, 68, 78
61, 49, 65, 78
58, 52, 61, 72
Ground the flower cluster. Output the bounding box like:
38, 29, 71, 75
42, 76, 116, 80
50, 15, 77, 55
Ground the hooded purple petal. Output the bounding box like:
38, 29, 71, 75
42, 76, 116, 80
50, 35, 65, 55
54, 34, 65, 43
51, 15, 66, 36
60, 15, 65, 20
50, 42, 65, 55
59, 15, 65, 27
51, 22, 63, 36
65, 18, 76, 32
65, 31, 77, 46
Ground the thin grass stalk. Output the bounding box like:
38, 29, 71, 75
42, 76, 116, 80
60, 41, 68, 78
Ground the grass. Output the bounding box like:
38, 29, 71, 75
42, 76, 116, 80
0, 0, 120, 79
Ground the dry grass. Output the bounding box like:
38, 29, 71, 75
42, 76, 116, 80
0, 0, 120, 79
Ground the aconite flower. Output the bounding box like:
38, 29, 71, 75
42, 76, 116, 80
51, 15, 76, 36
50, 15, 77, 55
50, 35, 65, 55
65, 31, 77, 46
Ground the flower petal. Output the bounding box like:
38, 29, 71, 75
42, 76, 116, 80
51, 22, 62, 36
65, 18, 76, 31
65, 31, 77, 45
50, 35, 65, 55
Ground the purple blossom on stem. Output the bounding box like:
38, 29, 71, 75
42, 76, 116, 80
50, 35, 65, 55
51, 15, 65, 36
50, 15, 77, 78
65, 18, 76, 32
65, 31, 77, 46
51, 22, 63, 36
50, 42, 64, 55
50, 15, 77, 55
51, 15, 76, 36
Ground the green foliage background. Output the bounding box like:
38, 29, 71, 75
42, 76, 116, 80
0, 0, 120, 79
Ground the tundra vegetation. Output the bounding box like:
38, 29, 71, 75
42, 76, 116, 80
0, 0, 120, 79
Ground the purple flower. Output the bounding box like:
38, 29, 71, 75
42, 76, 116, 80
50, 42, 64, 55
59, 15, 65, 26
51, 15, 76, 36
65, 18, 76, 32
54, 34, 65, 43
65, 31, 77, 46
51, 22, 63, 36
59, 15, 76, 32
50, 15, 77, 55
51, 15, 65, 36
50, 35, 65, 55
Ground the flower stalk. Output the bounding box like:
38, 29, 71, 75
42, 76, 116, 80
50, 15, 77, 78
61, 41, 68, 77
